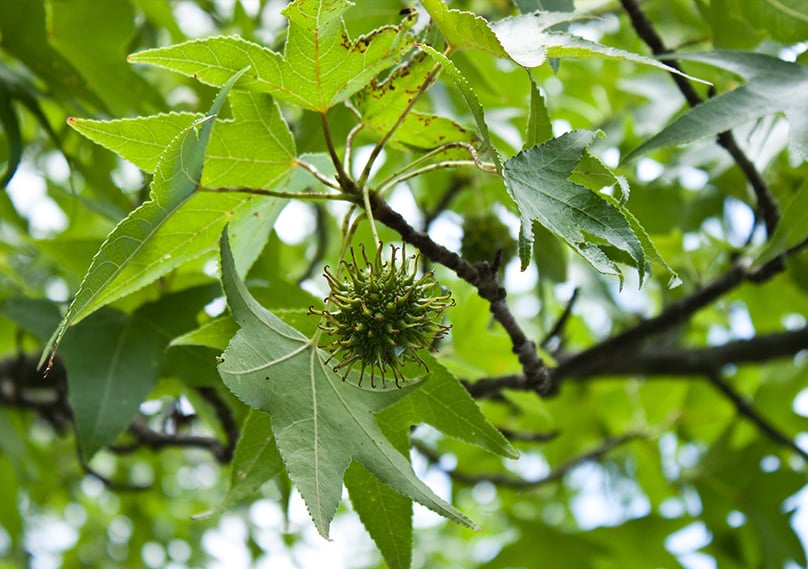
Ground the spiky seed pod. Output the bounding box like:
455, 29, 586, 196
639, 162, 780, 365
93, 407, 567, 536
461, 211, 517, 266
310, 243, 454, 388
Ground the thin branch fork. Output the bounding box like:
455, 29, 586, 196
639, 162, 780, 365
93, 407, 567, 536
705, 370, 808, 462
552, 236, 808, 385
112, 415, 232, 463
1, 353, 237, 466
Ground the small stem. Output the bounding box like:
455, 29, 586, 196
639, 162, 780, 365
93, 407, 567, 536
378, 160, 492, 195
320, 113, 355, 192
356, 58, 445, 188
375, 142, 496, 197
294, 158, 342, 190
297, 204, 328, 284
362, 188, 381, 249
344, 122, 364, 175
335, 206, 362, 277
200, 186, 359, 203
541, 288, 579, 350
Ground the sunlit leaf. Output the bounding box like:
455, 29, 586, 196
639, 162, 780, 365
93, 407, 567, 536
46, 0, 162, 114
70, 90, 296, 188
627, 51, 808, 161
354, 52, 478, 151
44, 68, 286, 361
128, 0, 417, 113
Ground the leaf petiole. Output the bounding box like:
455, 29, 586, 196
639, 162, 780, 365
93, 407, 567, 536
294, 158, 342, 190
200, 186, 359, 203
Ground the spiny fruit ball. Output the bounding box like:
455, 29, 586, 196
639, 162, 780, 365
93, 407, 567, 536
461, 211, 516, 266
311, 243, 453, 388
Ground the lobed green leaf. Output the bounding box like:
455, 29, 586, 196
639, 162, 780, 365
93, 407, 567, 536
128, 0, 416, 113
44, 69, 248, 360
626, 51, 808, 162
504, 130, 647, 285
354, 52, 478, 151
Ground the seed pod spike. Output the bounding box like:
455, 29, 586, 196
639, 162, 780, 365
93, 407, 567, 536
311, 242, 453, 388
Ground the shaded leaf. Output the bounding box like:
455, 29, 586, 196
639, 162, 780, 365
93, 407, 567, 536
516, 0, 574, 12
170, 316, 238, 351
217, 231, 476, 537
756, 178, 808, 267
571, 149, 680, 286
0, 0, 100, 104
62, 284, 224, 458
46, 0, 162, 114
217, 409, 284, 511
379, 353, 518, 459
525, 75, 553, 149
129, 0, 417, 113
700, 0, 808, 47
61, 308, 165, 458
504, 130, 647, 284
480, 519, 609, 569
627, 51, 808, 161
0, 66, 63, 189
345, 461, 413, 569
0, 88, 21, 189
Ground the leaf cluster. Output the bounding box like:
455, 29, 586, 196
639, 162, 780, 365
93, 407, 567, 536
1, 1, 808, 568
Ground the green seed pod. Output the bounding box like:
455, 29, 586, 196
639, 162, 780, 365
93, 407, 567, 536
461, 211, 516, 266
310, 243, 453, 388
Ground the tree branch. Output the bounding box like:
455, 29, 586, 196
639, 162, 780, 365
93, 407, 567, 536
567, 328, 808, 378
619, 0, 780, 236
552, 238, 808, 387
1, 353, 238, 463
541, 287, 579, 351
369, 192, 550, 393
414, 433, 640, 489
705, 370, 808, 461
112, 415, 233, 463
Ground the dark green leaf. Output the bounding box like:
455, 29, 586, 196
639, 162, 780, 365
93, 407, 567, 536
345, 461, 413, 569
216, 409, 284, 511
627, 51, 808, 161
46, 0, 163, 114
504, 130, 647, 284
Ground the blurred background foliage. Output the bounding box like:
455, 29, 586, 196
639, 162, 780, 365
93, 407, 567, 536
1, 0, 807, 568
